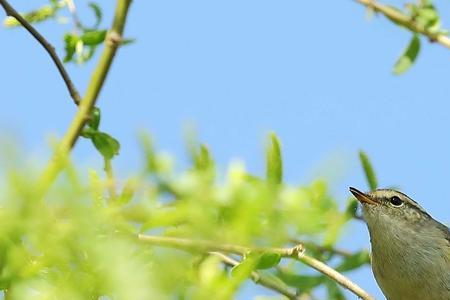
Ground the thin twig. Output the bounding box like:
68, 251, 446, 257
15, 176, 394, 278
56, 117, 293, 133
38, 0, 132, 196
138, 234, 374, 300
355, 0, 450, 50
210, 252, 301, 300
0, 0, 81, 105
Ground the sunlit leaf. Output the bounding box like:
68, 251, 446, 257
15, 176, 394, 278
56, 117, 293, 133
266, 132, 282, 184
88, 2, 103, 29
359, 150, 378, 191
335, 250, 370, 272
325, 279, 345, 300
81, 30, 106, 46
92, 132, 120, 160
256, 253, 281, 269
393, 34, 420, 75
277, 273, 323, 291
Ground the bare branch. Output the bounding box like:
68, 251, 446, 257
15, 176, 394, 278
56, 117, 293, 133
356, 0, 450, 50
0, 0, 81, 105
138, 234, 374, 300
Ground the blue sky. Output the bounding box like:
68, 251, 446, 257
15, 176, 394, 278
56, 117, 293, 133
2, 0, 450, 299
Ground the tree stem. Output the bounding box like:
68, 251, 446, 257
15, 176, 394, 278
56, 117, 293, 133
356, 0, 450, 49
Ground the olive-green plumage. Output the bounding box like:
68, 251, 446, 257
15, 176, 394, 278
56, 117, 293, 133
350, 188, 450, 300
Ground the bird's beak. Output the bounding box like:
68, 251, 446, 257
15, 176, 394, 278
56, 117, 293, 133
349, 187, 378, 205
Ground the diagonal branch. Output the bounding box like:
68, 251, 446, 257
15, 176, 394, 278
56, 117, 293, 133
210, 252, 302, 300
355, 0, 450, 50
38, 0, 132, 195
138, 234, 374, 300
0, 0, 81, 105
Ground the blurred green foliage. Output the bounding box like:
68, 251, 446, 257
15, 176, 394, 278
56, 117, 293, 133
0, 134, 371, 299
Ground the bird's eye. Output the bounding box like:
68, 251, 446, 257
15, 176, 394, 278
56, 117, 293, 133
389, 196, 403, 207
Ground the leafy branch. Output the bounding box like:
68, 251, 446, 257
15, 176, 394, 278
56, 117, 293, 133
138, 234, 375, 300
356, 0, 450, 49
356, 0, 450, 74
39, 0, 131, 195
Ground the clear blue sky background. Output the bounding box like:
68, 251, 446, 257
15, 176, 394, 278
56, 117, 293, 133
2, 1, 450, 299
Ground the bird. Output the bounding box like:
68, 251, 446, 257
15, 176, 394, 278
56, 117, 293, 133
349, 187, 450, 300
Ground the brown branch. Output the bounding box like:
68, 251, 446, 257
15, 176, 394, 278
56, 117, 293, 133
138, 234, 374, 300
0, 0, 81, 105
356, 0, 450, 50
210, 252, 301, 300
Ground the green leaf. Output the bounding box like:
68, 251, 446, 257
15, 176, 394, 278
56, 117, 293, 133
393, 35, 421, 75
81, 30, 107, 46
88, 2, 103, 29
117, 178, 137, 205
193, 144, 214, 171
92, 132, 120, 160
256, 253, 281, 269
87, 107, 101, 130
266, 132, 283, 184
140, 134, 158, 173
359, 150, 378, 191
325, 279, 345, 300
63, 33, 79, 63
277, 273, 323, 291
121, 38, 136, 45
335, 250, 370, 272
230, 256, 258, 278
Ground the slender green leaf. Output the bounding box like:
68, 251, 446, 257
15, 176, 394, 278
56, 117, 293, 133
193, 144, 211, 170
230, 256, 258, 278
117, 178, 137, 205
325, 279, 345, 300
277, 273, 323, 291
88, 2, 103, 29
256, 253, 281, 269
81, 30, 106, 46
121, 38, 136, 45
335, 250, 370, 272
266, 132, 282, 184
359, 150, 378, 190
393, 35, 421, 75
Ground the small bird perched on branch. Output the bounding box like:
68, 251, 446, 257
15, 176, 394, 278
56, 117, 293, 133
349, 187, 450, 300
